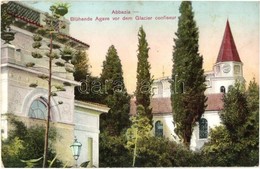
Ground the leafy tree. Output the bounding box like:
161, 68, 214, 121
99, 45, 131, 136
220, 82, 249, 140
126, 105, 152, 167
72, 50, 103, 103
1, 116, 62, 168
131, 136, 201, 167
201, 126, 237, 166
74, 76, 104, 103
135, 26, 153, 126
246, 78, 259, 114
99, 132, 131, 167
201, 80, 259, 166
243, 79, 259, 165
135, 137, 174, 167
171, 1, 206, 147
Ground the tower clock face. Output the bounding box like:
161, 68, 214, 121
222, 64, 231, 73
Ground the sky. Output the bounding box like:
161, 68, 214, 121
24, 0, 259, 94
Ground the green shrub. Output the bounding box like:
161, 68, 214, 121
1, 116, 63, 167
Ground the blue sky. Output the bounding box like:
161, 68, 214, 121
24, 0, 259, 93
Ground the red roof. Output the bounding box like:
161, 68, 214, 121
7, 2, 89, 48
216, 20, 241, 63
205, 93, 224, 111
130, 98, 172, 116
130, 93, 224, 116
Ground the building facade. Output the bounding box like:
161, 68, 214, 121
0, 2, 108, 167
130, 20, 244, 150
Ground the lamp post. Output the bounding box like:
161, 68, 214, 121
70, 137, 82, 167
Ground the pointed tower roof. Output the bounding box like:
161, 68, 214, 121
216, 20, 241, 63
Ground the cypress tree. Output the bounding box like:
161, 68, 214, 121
100, 45, 130, 135
171, 1, 206, 147
73, 50, 91, 82
135, 26, 153, 126
73, 49, 98, 102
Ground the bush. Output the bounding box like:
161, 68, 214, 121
99, 131, 132, 167
1, 116, 63, 167
135, 136, 201, 167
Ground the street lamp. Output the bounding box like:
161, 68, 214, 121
70, 137, 82, 167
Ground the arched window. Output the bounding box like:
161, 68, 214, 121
220, 86, 226, 93
199, 118, 208, 139
155, 121, 163, 137
28, 99, 47, 119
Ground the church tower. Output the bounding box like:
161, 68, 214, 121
206, 20, 245, 94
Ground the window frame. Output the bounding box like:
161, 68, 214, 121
220, 86, 226, 93
28, 98, 48, 120
199, 118, 208, 139
155, 120, 163, 137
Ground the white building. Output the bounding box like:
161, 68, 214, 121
1, 1, 108, 167
130, 20, 244, 150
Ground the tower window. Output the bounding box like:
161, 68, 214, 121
220, 86, 226, 93
152, 87, 158, 95
28, 98, 47, 119
155, 121, 163, 137
199, 118, 208, 139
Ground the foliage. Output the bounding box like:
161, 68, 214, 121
171, 1, 206, 147
26, 3, 72, 167
98, 45, 131, 167
20, 157, 43, 168
126, 105, 152, 166
130, 136, 201, 167
220, 82, 249, 140
74, 76, 104, 103
135, 137, 174, 167
80, 161, 90, 168
99, 131, 132, 167
50, 3, 70, 16
135, 26, 153, 126
72, 50, 90, 81
201, 80, 259, 166
100, 45, 131, 135
72, 49, 104, 104
246, 78, 259, 114
1, 116, 63, 168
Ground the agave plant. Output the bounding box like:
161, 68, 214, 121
65, 67, 74, 73
33, 34, 43, 41
51, 92, 57, 96
29, 83, 38, 88
31, 52, 43, 59
63, 82, 71, 86
48, 43, 61, 49
38, 74, 49, 80
61, 46, 73, 62
54, 85, 66, 92
32, 41, 42, 49
46, 52, 59, 59
37, 28, 47, 36
20, 157, 43, 168
26, 62, 35, 67
50, 3, 70, 16
55, 61, 65, 67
